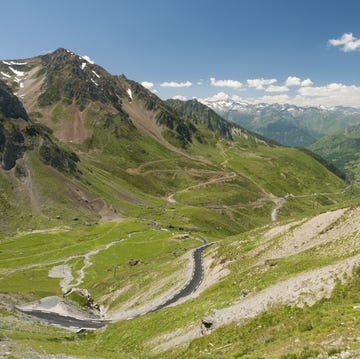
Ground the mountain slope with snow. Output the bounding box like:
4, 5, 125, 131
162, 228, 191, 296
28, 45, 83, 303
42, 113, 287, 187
200, 94, 360, 147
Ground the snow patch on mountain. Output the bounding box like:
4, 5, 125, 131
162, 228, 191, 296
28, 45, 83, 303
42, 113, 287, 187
9, 67, 25, 77
92, 70, 100, 78
1, 71, 11, 78
9, 61, 27, 66
199, 94, 360, 116
80, 55, 94, 64
199, 93, 252, 113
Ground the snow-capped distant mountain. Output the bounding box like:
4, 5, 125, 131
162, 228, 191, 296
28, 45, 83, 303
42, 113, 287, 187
199, 95, 360, 147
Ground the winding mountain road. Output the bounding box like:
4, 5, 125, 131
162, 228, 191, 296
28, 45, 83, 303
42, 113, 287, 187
149, 241, 213, 313
167, 171, 237, 204
16, 239, 213, 330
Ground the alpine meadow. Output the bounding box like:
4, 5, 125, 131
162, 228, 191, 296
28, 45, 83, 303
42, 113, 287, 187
2, 1, 360, 358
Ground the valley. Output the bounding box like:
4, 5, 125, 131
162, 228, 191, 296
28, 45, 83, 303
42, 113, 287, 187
1, 49, 360, 359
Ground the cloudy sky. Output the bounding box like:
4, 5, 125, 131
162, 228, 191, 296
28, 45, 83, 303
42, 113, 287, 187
1, 0, 360, 107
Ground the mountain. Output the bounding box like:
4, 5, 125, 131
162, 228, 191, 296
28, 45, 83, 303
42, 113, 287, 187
310, 123, 360, 182
166, 98, 235, 139
1, 48, 202, 148
0, 48, 347, 232
0, 74, 82, 174
200, 95, 360, 147
0, 49, 355, 359
0, 82, 86, 235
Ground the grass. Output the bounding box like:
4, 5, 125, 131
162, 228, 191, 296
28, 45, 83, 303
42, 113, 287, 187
0, 106, 355, 358
0, 221, 141, 297
174, 178, 260, 206
165, 266, 360, 359
0, 218, 200, 312
82, 229, 197, 307
3, 229, 358, 358
1, 195, 359, 358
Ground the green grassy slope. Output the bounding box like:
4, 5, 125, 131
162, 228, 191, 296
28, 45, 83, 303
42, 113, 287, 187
310, 124, 360, 183
2, 203, 360, 358
166, 98, 235, 139
0, 49, 356, 359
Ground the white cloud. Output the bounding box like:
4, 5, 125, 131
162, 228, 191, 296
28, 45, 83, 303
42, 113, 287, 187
265, 85, 289, 93
160, 80, 192, 88
285, 76, 301, 86
204, 92, 231, 102
210, 77, 243, 89
231, 95, 245, 102
299, 83, 352, 96
141, 81, 154, 90
285, 76, 313, 87
199, 92, 291, 106
255, 94, 291, 104
295, 83, 360, 107
301, 78, 313, 87
172, 95, 187, 101
328, 33, 360, 52
247, 78, 277, 90
197, 82, 360, 108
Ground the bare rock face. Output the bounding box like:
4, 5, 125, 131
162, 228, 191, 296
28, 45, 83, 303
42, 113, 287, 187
0, 80, 28, 170
39, 139, 80, 174
0, 128, 25, 170
0, 80, 28, 121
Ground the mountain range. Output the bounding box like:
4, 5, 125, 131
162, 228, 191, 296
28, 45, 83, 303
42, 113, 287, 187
1, 48, 358, 359
0, 48, 345, 231
200, 94, 360, 147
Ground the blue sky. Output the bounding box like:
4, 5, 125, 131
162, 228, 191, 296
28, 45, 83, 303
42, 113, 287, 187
1, 0, 360, 107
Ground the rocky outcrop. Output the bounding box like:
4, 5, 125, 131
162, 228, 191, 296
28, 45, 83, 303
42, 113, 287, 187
0, 80, 28, 121
39, 138, 80, 174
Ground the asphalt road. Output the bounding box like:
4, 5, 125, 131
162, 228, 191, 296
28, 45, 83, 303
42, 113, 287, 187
16, 308, 109, 329
16, 240, 213, 329
149, 242, 213, 313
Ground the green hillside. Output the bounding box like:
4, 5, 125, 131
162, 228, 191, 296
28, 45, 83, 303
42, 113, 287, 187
310, 124, 360, 182
166, 98, 235, 139
1, 49, 358, 359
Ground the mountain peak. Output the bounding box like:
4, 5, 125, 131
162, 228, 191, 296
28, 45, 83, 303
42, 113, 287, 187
45, 48, 95, 64
37, 47, 126, 110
